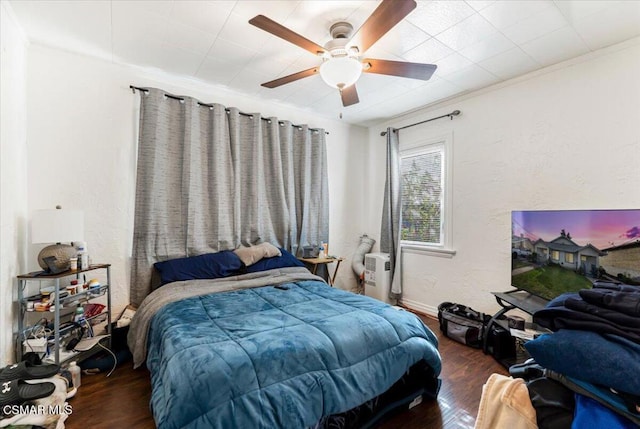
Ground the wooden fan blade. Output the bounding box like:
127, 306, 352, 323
349, 0, 417, 53
249, 15, 326, 56
261, 67, 320, 88
363, 58, 437, 80
340, 84, 359, 107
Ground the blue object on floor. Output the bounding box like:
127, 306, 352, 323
80, 349, 131, 372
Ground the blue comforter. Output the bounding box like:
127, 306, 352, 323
145, 276, 441, 429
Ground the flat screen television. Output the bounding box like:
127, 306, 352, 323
511, 209, 640, 300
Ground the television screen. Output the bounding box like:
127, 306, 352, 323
511, 209, 640, 300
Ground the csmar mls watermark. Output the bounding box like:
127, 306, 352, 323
2, 404, 73, 415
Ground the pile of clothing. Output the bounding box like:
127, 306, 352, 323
475, 281, 640, 429
525, 281, 640, 427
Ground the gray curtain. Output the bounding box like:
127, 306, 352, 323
380, 127, 402, 298
130, 88, 329, 305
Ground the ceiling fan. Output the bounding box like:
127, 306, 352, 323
249, 0, 437, 107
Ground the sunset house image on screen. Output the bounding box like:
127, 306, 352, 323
511, 209, 640, 300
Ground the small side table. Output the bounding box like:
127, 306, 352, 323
299, 257, 344, 286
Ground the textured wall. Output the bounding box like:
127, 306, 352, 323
364, 39, 640, 316
0, 3, 29, 365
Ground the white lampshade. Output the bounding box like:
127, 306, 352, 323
32, 208, 84, 244
319, 57, 362, 89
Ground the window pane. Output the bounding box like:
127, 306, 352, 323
401, 149, 442, 244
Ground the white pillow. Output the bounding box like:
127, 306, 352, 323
234, 242, 282, 266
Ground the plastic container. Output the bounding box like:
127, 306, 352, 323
75, 241, 89, 270
68, 361, 81, 388
74, 306, 84, 322
80, 252, 89, 270
77, 247, 88, 270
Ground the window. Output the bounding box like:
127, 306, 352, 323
565, 253, 574, 263
399, 133, 452, 252
552, 250, 560, 261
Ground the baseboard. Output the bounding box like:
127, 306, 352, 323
399, 298, 438, 318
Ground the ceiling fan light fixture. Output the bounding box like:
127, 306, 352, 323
319, 57, 362, 89
249, 1, 435, 107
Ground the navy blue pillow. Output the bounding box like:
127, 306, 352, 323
154, 251, 243, 286
244, 248, 304, 273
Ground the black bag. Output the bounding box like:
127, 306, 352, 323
437, 302, 489, 348
485, 323, 516, 359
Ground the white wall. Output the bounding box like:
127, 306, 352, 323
364, 39, 640, 316
0, 3, 29, 365
24, 44, 367, 328
16, 24, 640, 364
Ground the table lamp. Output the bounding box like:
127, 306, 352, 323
31, 205, 84, 271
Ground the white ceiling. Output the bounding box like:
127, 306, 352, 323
8, 0, 640, 126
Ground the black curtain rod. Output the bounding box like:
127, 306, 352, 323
130, 85, 328, 135
380, 110, 461, 136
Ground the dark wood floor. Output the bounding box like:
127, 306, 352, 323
66, 315, 507, 429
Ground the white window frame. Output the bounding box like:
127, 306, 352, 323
399, 132, 455, 258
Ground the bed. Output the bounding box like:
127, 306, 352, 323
128, 250, 442, 429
